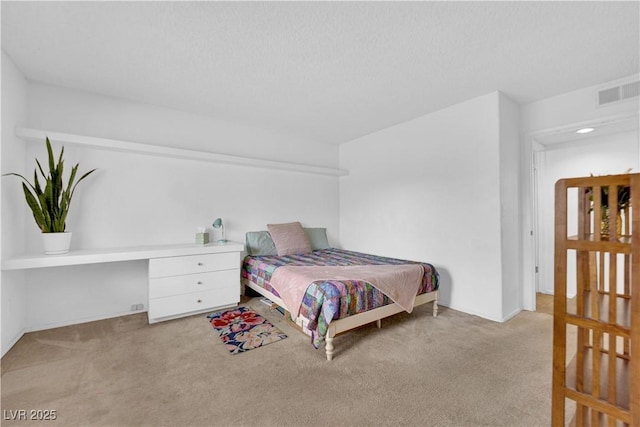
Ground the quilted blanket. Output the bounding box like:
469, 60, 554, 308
271, 264, 424, 317
241, 248, 439, 347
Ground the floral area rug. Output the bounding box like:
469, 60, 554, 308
207, 306, 287, 355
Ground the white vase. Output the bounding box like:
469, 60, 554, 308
42, 232, 72, 255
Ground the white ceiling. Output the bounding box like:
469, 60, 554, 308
2, 1, 639, 146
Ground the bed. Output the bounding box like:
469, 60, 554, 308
240, 224, 440, 360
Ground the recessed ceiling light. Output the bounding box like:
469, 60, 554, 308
576, 127, 595, 134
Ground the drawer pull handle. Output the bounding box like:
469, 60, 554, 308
197, 262, 204, 266
197, 299, 202, 303
197, 281, 203, 285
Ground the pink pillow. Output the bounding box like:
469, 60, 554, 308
267, 222, 312, 256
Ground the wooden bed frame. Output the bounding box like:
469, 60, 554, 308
242, 278, 439, 361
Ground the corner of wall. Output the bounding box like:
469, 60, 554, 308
1, 50, 29, 356
498, 92, 523, 318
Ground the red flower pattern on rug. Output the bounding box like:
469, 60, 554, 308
207, 307, 287, 354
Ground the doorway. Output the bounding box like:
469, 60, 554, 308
532, 117, 639, 309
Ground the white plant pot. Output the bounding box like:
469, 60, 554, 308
42, 232, 72, 255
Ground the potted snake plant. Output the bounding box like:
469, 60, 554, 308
4, 137, 96, 254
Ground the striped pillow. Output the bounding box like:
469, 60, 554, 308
267, 222, 312, 256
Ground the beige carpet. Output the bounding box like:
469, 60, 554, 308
2, 298, 556, 427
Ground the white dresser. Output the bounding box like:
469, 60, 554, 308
147, 242, 244, 323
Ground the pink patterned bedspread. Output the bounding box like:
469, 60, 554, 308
241, 248, 439, 348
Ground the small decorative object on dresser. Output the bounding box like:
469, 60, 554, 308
212, 217, 227, 243
195, 227, 210, 245
2, 137, 96, 254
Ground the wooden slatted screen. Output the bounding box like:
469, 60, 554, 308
552, 174, 637, 426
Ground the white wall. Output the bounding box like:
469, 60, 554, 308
27, 83, 339, 169
1, 52, 29, 355
340, 91, 517, 321
4, 83, 340, 335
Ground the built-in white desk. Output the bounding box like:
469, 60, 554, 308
1, 242, 244, 270
2, 241, 245, 324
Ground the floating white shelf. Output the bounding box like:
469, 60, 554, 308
1, 241, 245, 270
15, 127, 348, 177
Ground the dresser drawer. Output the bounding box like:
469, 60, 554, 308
149, 269, 239, 299
148, 287, 239, 321
149, 252, 239, 278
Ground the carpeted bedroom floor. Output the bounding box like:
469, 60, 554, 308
1, 296, 568, 427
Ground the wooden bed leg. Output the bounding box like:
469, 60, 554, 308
433, 291, 439, 317
376, 319, 381, 328
326, 336, 334, 361
326, 326, 336, 361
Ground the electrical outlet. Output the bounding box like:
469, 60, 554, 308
130, 303, 144, 311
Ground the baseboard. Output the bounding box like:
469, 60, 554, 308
444, 303, 504, 323
2, 327, 27, 357
501, 307, 522, 322
25, 309, 147, 333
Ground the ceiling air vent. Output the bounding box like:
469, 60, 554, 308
598, 80, 640, 106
